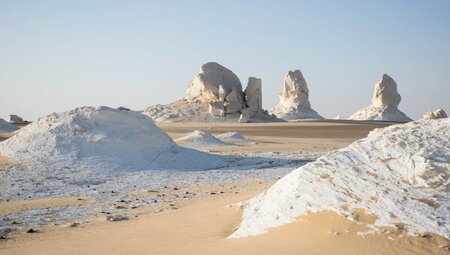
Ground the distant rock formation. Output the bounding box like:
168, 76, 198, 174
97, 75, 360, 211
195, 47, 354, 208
7, 115, 25, 124
244, 77, 263, 115
270, 70, 323, 120
422, 109, 447, 120
144, 62, 282, 123
186, 62, 244, 106
349, 74, 412, 122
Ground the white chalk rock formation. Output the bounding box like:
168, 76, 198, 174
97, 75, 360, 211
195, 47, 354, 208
7, 115, 25, 124
143, 63, 282, 123
349, 74, 412, 121
422, 109, 447, 120
0, 118, 19, 132
0, 106, 228, 171
224, 87, 244, 114
245, 77, 263, 115
232, 118, 450, 238
186, 62, 244, 104
270, 70, 323, 120
208, 102, 225, 116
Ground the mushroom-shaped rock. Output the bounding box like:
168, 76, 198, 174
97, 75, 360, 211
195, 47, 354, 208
270, 70, 323, 120
422, 109, 447, 120
186, 62, 244, 104
349, 74, 412, 122
244, 77, 263, 115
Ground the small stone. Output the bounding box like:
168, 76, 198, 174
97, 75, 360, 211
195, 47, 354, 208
106, 215, 129, 222
69, 223, 80, 228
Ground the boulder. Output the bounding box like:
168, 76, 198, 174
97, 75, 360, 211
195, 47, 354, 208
422, 109, 447, 120
270, 70, 323, 120
349, 74, 412, 122
209, 102, 225, 116
238, 113, 250, 123
224, 87, 244, 114
186, 62, 243, 103
244, 77, 262, 114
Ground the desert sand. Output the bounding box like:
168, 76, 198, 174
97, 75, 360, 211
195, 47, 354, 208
1, 183, 448, 255
1, 120, 448, 255
157, 120, 392, 152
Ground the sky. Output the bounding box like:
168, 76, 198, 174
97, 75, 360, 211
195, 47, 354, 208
1, 0, 449, 120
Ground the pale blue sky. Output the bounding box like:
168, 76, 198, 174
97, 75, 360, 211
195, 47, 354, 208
1, 0, 449, 120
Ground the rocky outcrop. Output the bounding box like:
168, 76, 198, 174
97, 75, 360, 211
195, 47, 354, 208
186, 62, 245, 115
270, 70, 323, 120
186, 62, 244, 102
144, 62, 282, 123
423, 109, 447, 120
349, 74, 412, 122
7, 115, 25, 124
208, 102, 225, 116
244, 77, 262, 115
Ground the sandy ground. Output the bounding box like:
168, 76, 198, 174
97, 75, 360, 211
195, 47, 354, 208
157, 120, 392, 152
1, 184, 448, 255
1, 120, 448, 254
0, 197, 90, 217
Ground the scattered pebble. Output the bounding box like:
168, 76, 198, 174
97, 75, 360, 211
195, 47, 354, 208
106, 215, 129, 222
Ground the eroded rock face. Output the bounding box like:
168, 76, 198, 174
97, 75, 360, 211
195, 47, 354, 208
270, 70, 323, 120
224, 87, 245, 114
423, 109, 447, 120
244, 77, 262, 115
186, 62, 243, 104
208, 102, 225, 116
349, 74, 411, 121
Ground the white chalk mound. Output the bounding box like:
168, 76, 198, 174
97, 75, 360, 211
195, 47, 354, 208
175, 130, 232, 148
270, 70, 323, 120
232, 119, 450, 238
0, 119, 19, 132
349, 74, 412, 121
0, 106, 228, 171
423, 109, 447, 120
216, 132, 248, 141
